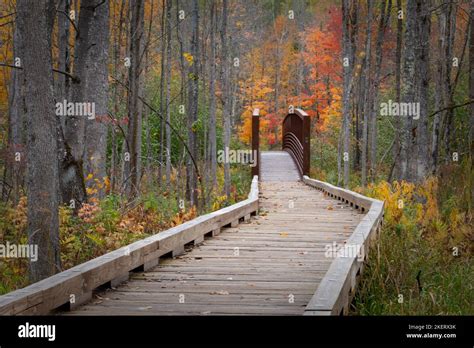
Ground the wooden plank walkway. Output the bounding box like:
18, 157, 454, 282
66, 151, 363, 315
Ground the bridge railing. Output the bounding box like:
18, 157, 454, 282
302, 176, 384, 315
282, 108, 310, 176
251, 108, 260, 177
0, 176, 259, 315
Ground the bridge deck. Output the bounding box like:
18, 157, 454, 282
66, 151, 363, 315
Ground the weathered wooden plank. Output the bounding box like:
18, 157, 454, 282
66, 172, 365, 316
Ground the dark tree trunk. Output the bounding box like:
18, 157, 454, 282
390, 0, 403, 181
165, 0, 172, 185
186, 0, 199, 206
125, 0, 145, 197
361, 0, 373, 187
221, 0, 231, 197
208, 0, 217, 188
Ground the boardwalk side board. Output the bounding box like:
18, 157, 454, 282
302, 176, 384, 315
0, 177, 259, 315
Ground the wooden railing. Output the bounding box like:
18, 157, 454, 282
0, 176, 259, 315
282, 108, 310, 176
251, 108, 260, 177
302, 176, 384, 315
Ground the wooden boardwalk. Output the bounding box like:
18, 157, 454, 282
66, 151, 363, 315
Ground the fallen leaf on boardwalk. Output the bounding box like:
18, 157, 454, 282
138, 306, 152, 311
211, 290, 229, 295
327, 205, 334, 210
280, 232, 289, 237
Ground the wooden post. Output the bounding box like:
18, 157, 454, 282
302, 111, 311, 176
252, 108, 260, 177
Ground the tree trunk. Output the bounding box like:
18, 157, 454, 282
390, 0, 403, 182
60, 0, 101, 206
221, 0, 231, 197
165, 0, 172, 186
3, 16, 26, 204
342, 0, 353, 188
110, 0, 126, 193
369, 0, 391, 179
83, 0, 110, 199
413, 0, 431, 181
18, 0, 61, 281
361, 0, 373, 187
158, 0, 166, 188
469, 0, 474, 210
395, 0, 417, 181
144, 0, 154, 188
431, 7, 446, 174
186, 0, 199, 206
125, 0, 145, 197
442, 2, 456, 164
470, 0, 474, 153
57, 0, 71, 109
208, 0, 217, 188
